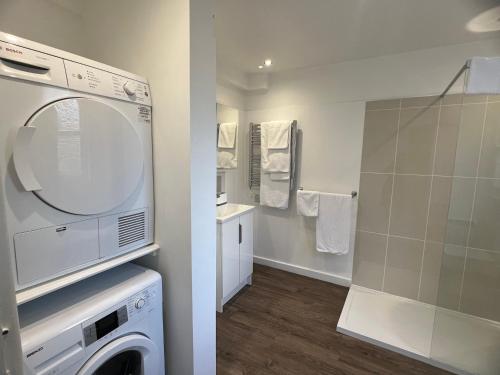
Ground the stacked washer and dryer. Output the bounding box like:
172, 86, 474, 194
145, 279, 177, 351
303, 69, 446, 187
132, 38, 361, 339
0, 32, 165, 374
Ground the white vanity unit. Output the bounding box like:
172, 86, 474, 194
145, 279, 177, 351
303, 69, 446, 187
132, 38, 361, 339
216, 204, 255, 312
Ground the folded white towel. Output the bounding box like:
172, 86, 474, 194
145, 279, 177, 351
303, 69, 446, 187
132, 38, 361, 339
217, 149, 237, 169
297, 190, 320, 217
260, 170, 290, 209
218, 122, 237, 148
261, 121, 292, 173
316, 193, 357, 254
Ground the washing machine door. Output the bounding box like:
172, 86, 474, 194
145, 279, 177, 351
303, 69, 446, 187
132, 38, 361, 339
77, 334, 160, 375
13, 97, 143, 215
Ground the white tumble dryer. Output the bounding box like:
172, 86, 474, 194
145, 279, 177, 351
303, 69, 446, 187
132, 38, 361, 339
18, 263, 165, 375
0, 32, 154, 290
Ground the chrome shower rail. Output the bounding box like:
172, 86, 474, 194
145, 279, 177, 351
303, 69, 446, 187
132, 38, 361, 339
439, 60, 471, 98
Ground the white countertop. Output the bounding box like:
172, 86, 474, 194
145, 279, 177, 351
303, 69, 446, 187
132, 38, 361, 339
216, 203, 255, 223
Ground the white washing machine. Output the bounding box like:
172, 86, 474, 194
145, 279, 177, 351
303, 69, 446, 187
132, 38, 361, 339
18, 263, 165, 375
0, 32, 154, 290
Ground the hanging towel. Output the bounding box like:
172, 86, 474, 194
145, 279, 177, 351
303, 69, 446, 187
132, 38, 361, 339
265, 121, 290, 149
218, 122, 237, 148
217, 123, 238, 169
297, 190, 320, 217
260, 169, 290, 209
261, 121, 292, 173
316, 193, 357, 254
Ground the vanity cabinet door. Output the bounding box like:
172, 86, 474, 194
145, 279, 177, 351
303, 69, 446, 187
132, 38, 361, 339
239, 212, 253, 283
221, 218, 240, 298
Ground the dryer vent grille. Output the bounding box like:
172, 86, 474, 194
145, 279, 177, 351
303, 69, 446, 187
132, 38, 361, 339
118, 211, 146, 248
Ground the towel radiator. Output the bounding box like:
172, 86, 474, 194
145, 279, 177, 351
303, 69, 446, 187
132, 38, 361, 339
248, 121, 298, 191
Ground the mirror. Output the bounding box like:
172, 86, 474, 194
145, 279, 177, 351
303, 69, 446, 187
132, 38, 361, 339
216, 103, 239, 171
216, 103, 240, 199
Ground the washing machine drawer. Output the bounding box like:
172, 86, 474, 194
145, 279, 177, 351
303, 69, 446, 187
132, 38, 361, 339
14, 219, 100, 286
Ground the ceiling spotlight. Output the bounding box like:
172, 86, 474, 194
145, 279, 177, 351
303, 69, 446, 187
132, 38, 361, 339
258, 65, 264, 69
264, 59, 272, 67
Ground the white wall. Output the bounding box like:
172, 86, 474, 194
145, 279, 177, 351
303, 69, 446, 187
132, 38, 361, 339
221, 37, 500, 285
0, 0, 85, 55
81, 1, 216, 373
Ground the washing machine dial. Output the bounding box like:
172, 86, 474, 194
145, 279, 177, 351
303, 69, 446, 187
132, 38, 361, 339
123, 81, 135, 96
135, 298, 146, 310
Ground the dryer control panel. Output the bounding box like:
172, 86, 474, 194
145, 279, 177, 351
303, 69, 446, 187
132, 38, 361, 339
65, 60, 151, 106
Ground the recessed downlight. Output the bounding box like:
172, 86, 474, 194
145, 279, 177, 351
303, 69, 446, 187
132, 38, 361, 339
264, 59, 272, 67
258, 65, 264, 69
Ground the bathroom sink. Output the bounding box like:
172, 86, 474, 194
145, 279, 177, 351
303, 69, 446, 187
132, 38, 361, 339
216, 203, 255, 223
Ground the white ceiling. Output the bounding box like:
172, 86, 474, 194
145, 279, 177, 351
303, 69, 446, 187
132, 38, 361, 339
216, 0, 500, 73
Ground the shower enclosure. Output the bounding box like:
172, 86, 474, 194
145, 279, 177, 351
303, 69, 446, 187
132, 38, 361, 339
430, 62, 500, 374
338, 58, 500, 375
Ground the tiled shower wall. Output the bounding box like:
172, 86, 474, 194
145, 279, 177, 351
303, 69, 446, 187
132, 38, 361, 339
353, 94, 500, 321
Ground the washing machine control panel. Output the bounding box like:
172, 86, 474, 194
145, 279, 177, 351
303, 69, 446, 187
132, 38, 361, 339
81, 284, 157, 347
65, 60, 151, 105
83, 306, 128, 346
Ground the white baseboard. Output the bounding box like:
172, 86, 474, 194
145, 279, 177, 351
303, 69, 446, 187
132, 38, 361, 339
253, 255, 351, 287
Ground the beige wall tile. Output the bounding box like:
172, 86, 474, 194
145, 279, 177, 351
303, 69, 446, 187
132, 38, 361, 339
352, 231, 387, 290
366, 99, 401, 111
469, 178, 500, 252
463, 95, 488, 104
358, 173, 393, 234
427, 177, 474, 245
361, 109, 399, 173
488, 94, 500, 103
401, 95, 440, 108
384, 236, 423, 299
461, 248, 500, 321
436, 244, 466, 310
396, 107, 439, 174
419, 241, 444, 305
478, 102, 500, 179
441, 94, 463, 105
434, 104, 485, 177
390, 175, 431, 240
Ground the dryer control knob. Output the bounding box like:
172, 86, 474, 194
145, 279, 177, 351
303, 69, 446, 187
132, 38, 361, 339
135, 298, 146, 309
123, 82, 135, 96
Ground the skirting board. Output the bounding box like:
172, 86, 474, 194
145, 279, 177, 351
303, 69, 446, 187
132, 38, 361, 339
253, 255, 351, 287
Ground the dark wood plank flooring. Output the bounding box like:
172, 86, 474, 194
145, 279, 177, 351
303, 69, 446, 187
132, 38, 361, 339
217, 264, 450, 375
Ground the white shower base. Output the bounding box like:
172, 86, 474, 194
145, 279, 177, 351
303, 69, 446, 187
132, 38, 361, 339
337, 285, 500, 375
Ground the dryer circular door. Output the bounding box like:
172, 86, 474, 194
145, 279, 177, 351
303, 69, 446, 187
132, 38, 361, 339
77, 334, 160, 375
13, 97, 144, 215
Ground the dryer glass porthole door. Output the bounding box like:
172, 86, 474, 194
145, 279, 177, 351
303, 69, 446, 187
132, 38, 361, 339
78, 334, 160, 375
13, 97, 144, 215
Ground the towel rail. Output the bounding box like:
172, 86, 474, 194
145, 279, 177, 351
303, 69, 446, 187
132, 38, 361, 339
298, 187, 358, 198
249, 121, 298, 191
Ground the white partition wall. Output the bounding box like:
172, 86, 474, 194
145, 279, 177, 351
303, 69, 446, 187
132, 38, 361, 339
81, 1, 217, 373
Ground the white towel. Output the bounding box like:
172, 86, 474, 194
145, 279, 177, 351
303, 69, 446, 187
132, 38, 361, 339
261, 121, 292, 173
218, 122, 237, 148
260, 170, 290, 209
217, 123, 238, 169
297, 190, 319, 217
217, 150, 237, 169
316, 193, 357, 254
264, 121, 290, 149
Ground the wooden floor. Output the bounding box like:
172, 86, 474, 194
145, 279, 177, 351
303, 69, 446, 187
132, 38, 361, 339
217, 264, 451, 375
